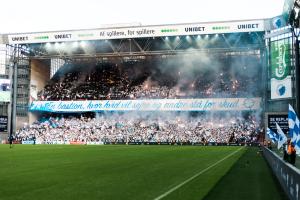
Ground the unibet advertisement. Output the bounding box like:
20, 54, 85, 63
271, 40, 292, 99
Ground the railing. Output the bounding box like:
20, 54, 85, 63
262, 147, 300, 200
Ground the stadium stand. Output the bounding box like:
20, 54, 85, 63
37, 57, 261, 101
16, 113, 261, 145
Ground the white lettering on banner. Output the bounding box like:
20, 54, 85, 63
29, 98, 261, 112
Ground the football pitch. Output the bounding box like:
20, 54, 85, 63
0, 145, 287, 200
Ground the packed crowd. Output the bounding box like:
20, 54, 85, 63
16, 113, 261, 145
38, 60, 261, 101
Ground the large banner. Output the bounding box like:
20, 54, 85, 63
8, 19, 265, 44
30, 98, 261, 112
267, 114, 289, 134
270, 39, 292, 99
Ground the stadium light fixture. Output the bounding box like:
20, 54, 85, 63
60, 43, 66, 49
80, 41, 87, 48
54, 42, 60, 49
174, 36, 180, 44
72, 41, 79, 48
186, 35, 192, 43
45, 43, 52, 50
45, 42, 51, 47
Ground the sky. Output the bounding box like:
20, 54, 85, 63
0, 0, 286, 34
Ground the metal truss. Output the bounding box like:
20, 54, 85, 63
25, 33, 265, 60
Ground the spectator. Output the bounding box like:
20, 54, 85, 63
15, 113, 261, 145
288, 140, 297, 165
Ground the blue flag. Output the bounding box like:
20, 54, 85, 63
288, 104, 300, 154
267, 127, 278, 144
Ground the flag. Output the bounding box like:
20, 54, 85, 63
288, 104, 300, 153
276, 123, 287, 149
267, 127, 278, 144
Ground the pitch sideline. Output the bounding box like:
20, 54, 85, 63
153, 147, 245, 200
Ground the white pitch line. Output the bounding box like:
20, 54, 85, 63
153, 147, 244, 200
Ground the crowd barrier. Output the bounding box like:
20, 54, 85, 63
104, 142, 259, 146
4, 141, 259, 146
262, 147, 300, 200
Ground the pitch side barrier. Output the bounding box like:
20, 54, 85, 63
105, 142, 259, 146
262, 147, 300, 200
15, 140, 259, 146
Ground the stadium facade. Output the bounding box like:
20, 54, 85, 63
0, 16, 297, 140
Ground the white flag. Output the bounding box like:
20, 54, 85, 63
288, 104, 300, 153
276, 123, 287, 149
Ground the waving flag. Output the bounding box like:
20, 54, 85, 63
288, 104, 300, 153
267, 127, 278, 144
276, 123, 287, 149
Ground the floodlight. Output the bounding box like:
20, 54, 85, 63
72, 41, 79, 48
80, 41, 87, 48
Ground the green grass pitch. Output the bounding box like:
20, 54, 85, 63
0, 145, 287, 200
